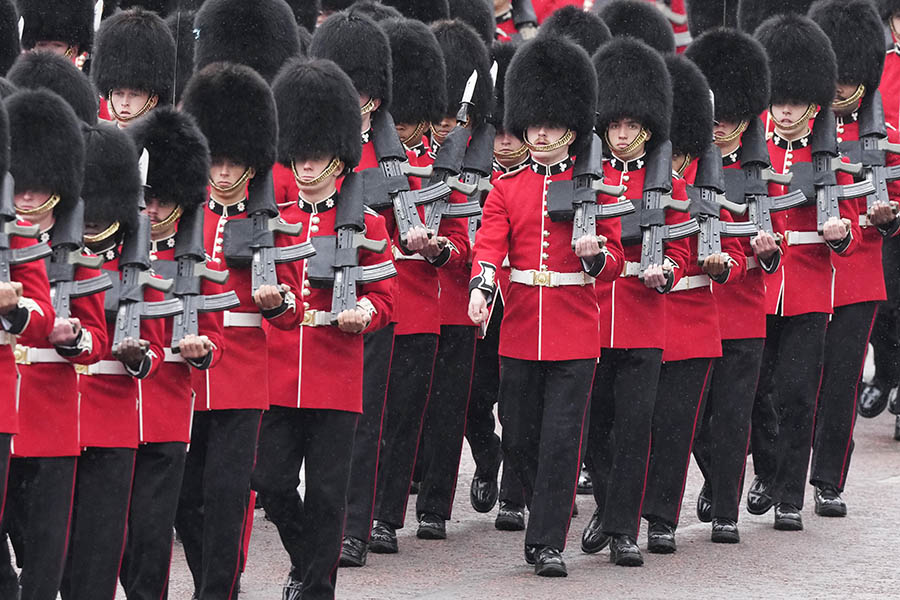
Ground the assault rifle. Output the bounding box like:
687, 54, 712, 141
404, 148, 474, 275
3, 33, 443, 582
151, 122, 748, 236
844, 91, 900, 213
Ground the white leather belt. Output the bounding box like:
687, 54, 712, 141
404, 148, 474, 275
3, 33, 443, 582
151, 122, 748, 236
859, 214, 870, 228
672, 274, 711, 292
620, 261, 642, 278
673, 30, 692, 47
164, 348, 186, 363
509, 269, 594, 288
76, 360, 129, 376
14, 345, 68, 365
301, 309, 333, 328
785, 231, 825, 246
0, 332, 13, 346
223, 311, 263, 328
392, 246, 426, 262
746, 256, 760, 270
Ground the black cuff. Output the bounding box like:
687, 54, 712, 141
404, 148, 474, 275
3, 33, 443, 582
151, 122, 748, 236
2, 306, 29, 335
877, 216, 900, 238
426, 244, 452, 268
261, 300, 289, 320
581, 252, 607, 278
826, 230, 852, 254
186, 351, 213, 371
468, 261, 498, 305
709, 264, 731, 285
54, 329, 84, 357
759, 251, 781, 274
125, 352, 152, 379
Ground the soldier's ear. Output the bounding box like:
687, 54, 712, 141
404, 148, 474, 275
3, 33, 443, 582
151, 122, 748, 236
372, 98, 382, 113
247, 167, 257, 180
644, 129, 653, 142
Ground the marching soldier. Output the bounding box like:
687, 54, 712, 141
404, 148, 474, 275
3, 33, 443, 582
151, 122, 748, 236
178, 59, 304, 598
18, 0, 94, 62
120, 107, 223, 600
597, 0, 676, 53
253, 56, 395, 600
91, 7, 176, 129
6, 51, 99, 125
808, 0, 900, 516
469, 35, 624, 577
748, 12, 861, 531
684, 25, 782, 542
641, 53, 746, 555
580, 36, 690, 566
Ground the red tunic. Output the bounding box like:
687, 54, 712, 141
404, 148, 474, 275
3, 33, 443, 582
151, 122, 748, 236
595, 155, 691, 350
78, 254, 167, 449
0, 233, 54, 436
14, 255, 107, 457
191, 192, 305, 412
139, 236, 226, 443
533, 0, 584, 23
496, 13, 518, 42
764, 129, 861, 316
472, 159, 625, 361
98, 95, 112, 122
881, 41, 900, 131
266, 195, 394, 413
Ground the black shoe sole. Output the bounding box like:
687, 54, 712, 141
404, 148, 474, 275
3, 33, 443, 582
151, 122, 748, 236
339, 553, 366, 567
647, 539, 676, 554
773, 518, 803, 531
368, 540, 398, 554
580, 535, 610, 555
495, 515, 525, 531
611, 553, 644, 567
711, 530, 740, 544
416, 526, 447, 540
814, 504, 847, 518
746, 500, 774, 516
535, 563, 567, 577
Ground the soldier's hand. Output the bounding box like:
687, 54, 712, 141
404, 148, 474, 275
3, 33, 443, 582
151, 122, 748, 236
113, 337, 149, 369
701, 253, 729, 277
49, 317, 81, 346
419, 235, 448, 259
0, 282, 22, 315
641, 263, 668, 289
868, 201, 898, 227
337, 308, 371, 334
468, 289, 489, 325
822, 216, 850, 242
574, 234, 606, 258
751, 230, 779, 260
178, 334, 213, 360
406, 226, 432, 252
253, 284, 284, 311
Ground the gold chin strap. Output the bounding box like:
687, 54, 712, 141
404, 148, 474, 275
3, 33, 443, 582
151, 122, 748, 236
494, 143, 529, 161
606, 127, 649, 156
84, 221, 121, 245
832, 84, 866, 112
673, 154, 691, 178
292, 157, 342, 188
714, 120, 749, 144
107, 92, 159, 123
64, 46, 75, 59
150, 205, 183, 234
208, 167, 255, 194
360, 98, 377, 116
524, 129, 574, 153
769, 103, 817, 132
15, 194, 60, 218
401, 121, 428, 148
430, 123, 449, 145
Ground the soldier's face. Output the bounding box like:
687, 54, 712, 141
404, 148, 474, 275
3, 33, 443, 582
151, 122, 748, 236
433, 117, 458, 139
607, 119, 643, 150
110, 88, 152, 127
892, 15, 900, 39
13, 190, 55, 230
525, 125, 573, 163
210, 159, 249, 190
494, 0, 512, 14
713, 120, 739, 140
770, 103, 811, 131
295, 156, 341, 193
494, 131, 524, 153
33, 41, 72, 56
143, 197, 178, 226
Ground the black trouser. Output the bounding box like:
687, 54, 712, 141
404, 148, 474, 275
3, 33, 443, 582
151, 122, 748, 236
0, 433, 10, 522
811, 302, 878, 492
643, 358, 713, 527
416, 325, 477, 519
499, 357, 594, 550
693, 338, 765, 522
61, 447, 135, 600
871, 236, 900, 388
374, 333, 439, 528
585, 348, 661, 538
345, 324, 394, 541
252, 406, 357, 600
121, 441, 188, 600
753, 313, 829, 509
2, 456, 76, 600
175, 409, 262, 600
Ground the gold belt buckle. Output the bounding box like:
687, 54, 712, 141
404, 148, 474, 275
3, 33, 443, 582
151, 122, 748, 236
301, 310, 318, 327
531, 271, 555, 287
75, 364, 90, 376
13, 344, 29, 365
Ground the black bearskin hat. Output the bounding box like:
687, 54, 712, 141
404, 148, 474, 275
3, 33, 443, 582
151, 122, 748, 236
0, 89, 7, 175
127, 107, 210, 208
92, 8, 177, 105
351, 1, 403, 21
194, 0, 302, 83
685, 27, 770, 123
489, 39, 518, 130
755, 13, 836, 107
285, 0, 320, 32
0, 0, 19, 75
7, 51, 99, 124
272, 58, 362, 171
539, 5, 611, 56
310, 10, 393, 108
432, 19, 492, 124
665, 54, 713, 158
82, 122, 143, 230
594, 37, 672, 149
597, 0, 675, 53
738, 0, 814, 34
321, 0, 354, 11
181, 62, 277, 174
0, 78, 15, 101
384, 0, 451, 23
505, 36, 597, 147
382, 18, 446, 125
448, 0, 494, 45
6, 89, 84, 212
878, 0, 900, 20
809, 0, 885, 94
686, 0, 738, 37
165, 11, 196, 104
19, 0, 95, 52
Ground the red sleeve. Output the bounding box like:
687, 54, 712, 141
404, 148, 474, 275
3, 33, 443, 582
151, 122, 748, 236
470, 182, 509, 287
137, 285, 167, 380
7, 234, 54, 340
360, 211, 395, 331
719, 209, 747, 285
60, 265, 108, 365
594, 190, 625, 282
